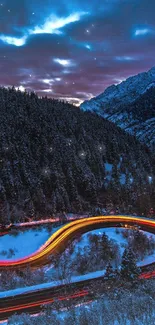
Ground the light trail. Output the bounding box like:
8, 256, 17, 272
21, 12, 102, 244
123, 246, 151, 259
0, 290, 89, 315
0, 215, 155, 321
0, 215, 155, 269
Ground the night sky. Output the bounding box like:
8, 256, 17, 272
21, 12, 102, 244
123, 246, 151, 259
0, 0, 155, 105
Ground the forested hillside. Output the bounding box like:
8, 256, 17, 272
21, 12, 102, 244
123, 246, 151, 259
0, 87, 155, 223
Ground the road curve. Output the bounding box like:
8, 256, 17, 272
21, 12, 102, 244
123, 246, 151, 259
0, 215, 155, 269
0, 215, 155, 321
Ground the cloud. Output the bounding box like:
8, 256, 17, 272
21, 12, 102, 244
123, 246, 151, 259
42, 89, 52, 93
15, 85, 25, 92
0, 35, 28, 46
58, 96, 83, 106
0, 11, 88, 47
85, 44, 91, 50
30, 12, 87, 35
0, 0, 155, 105
53, 58, 76, 67
115, 56, 136, 61
42, 79, 54, 84
134, 28, 152, 36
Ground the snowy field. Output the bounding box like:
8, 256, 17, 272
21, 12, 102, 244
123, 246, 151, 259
68, 227, 155, 266
0, 225, 60, 260
0, 225, 155, 265
74, 227, 127, 253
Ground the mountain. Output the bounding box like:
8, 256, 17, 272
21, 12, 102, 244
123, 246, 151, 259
0, 87, 155, 223
81, 67, 155, 149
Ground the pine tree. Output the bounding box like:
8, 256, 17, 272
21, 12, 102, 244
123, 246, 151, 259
104, 262, 116, 279
120, 248, 140, 280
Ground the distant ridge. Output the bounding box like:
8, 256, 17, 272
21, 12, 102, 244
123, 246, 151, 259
81, 67, 155, 149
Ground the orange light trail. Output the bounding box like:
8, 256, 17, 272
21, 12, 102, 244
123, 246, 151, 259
0, 216, 155, 321
0, 215, 155, 269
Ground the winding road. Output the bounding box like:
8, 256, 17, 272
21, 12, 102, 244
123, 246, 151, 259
0, 215, 155, 321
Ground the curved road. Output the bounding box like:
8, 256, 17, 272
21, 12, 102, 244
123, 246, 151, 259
0, 215, 155, 321
0, 215, 155, 269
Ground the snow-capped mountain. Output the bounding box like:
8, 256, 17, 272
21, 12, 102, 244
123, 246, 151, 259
81, 67, 155, 149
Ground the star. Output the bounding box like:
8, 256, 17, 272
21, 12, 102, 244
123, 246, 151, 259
79, 151, 86, 159
67, 139, 72, 146
148, 176, 152, 183
43, 167, 50, 176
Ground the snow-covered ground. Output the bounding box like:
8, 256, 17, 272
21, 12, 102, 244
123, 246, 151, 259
0, 225, 155, 264
69, 227, 155, 269
104, 161, 128, 184
0, 227, 155, 302
138, 252, 155, 266
71, 227, 155, 258
73, 227, 127, 254
0, 270, 105, 299
0, 226, 60, 260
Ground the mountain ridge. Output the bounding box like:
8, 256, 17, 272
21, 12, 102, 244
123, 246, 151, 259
81, 67, 155, 148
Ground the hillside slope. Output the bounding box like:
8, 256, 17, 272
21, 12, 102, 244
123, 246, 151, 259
81, 67, 155, 149
0, 87, 155, 223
